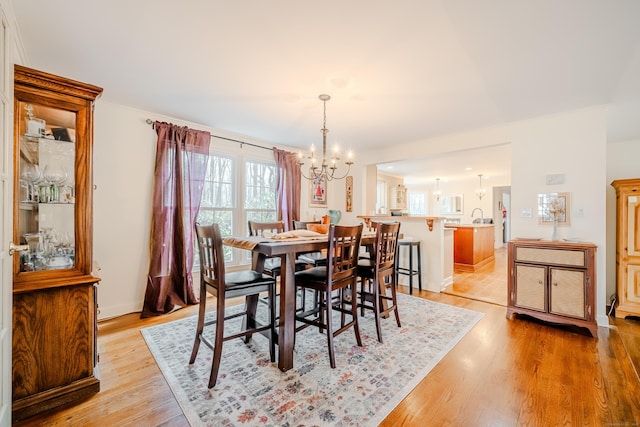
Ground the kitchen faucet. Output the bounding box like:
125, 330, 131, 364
471, 208, 484, 222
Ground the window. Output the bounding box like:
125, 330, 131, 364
376, 180, 387, 213
244, 160, 277, 223
409, 192, 426, 215
196, 150, 277, 267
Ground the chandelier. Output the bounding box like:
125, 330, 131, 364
475, 174, 486, 200
298, 94, 353, 181
434, 178, 441, 201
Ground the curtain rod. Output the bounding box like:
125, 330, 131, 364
145, 118, 272, 152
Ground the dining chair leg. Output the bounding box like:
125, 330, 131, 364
391, 274, 402, 327
318, 292, 327, 334
208, 300, 226, 388
373, 276, 383, 343
268, 285, 276, 362
359, 278, 368, 317
189, 286, 207, 364
351, 287, 363, 347
325, 293, 336, 368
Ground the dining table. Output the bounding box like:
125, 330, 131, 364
223, 230, 378, 371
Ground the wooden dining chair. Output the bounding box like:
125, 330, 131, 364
294, 223, 364, 368
189, 222, 276, 388
356, 221, 402, 343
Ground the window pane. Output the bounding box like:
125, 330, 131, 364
409, 193, 426, 215
194, 208, 234, 265
201, 155, 234, 208
244, 160, 276, 210
376, 180, 387, 211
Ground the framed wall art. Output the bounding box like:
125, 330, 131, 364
346, 175, 353, 212
537, 192, 570, 225
309, 175, 328, 207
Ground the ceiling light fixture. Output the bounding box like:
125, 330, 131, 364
298, 94, 353, 181
476, 174, 486, 200
434, 178, 441, 201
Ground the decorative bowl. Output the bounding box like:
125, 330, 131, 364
307, 223, 329, 234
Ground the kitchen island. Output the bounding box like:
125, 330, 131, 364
357, 215, 453, 292
445, 223, 495, 272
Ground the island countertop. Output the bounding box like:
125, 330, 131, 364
356, 215, 454, 292
444, 223, 495, 228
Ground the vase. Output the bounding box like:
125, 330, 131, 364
551, 218, 559, 241
328, 209, 342, 224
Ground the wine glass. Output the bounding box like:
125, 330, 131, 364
43, 165, 68, 203
20, 163, 41, 202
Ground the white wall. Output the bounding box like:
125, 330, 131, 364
92, 101, 298, 319
363, 106, 609, 326
93, 103, 157, 319
93, 101, 616, 325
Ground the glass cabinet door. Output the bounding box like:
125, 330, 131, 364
16, 102, 76, 272
13, 64, 102, 288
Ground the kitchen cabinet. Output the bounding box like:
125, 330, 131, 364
507, 240, 597, 337
12, 65, 102, 422
611, 179, 640, 318
445, 224, 495, 272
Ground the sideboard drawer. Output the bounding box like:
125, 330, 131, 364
515, 247, 585, 267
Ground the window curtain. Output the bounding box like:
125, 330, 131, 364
141, 121, 211, 318
274, 148, 301, 230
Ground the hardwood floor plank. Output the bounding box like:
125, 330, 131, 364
13, 276, 640, 426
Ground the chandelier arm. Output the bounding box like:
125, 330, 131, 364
325, 163, 352, 181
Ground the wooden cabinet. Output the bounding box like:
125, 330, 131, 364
12, 65, 102, 422
507, 240, 597, 337
611, 179, 640, 318
447, 224, 495, 272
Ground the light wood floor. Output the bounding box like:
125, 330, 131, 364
442, 246, 508, 306
14, 273, 640, 426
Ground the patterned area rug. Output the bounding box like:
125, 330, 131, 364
141, 293, 483, 426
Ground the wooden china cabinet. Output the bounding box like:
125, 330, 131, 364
11, 65, 103, 422
611, 178, 640, 318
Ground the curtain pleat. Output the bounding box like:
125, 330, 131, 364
141, 121, 211, 317
274, 148, 301, 230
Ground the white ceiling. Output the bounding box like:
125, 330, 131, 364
12, 1, 640, 181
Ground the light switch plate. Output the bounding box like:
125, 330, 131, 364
521, 208, 532, 218
545, 173, 565, 185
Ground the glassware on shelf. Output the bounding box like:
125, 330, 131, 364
43, 165, 68, 203
22, 232, 44, 271
20, 163, 41, 202
21, 229, 73, 271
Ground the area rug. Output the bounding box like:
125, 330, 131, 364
141, 293, 483, 426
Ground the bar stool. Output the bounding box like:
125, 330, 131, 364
396, 237, 422, 294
